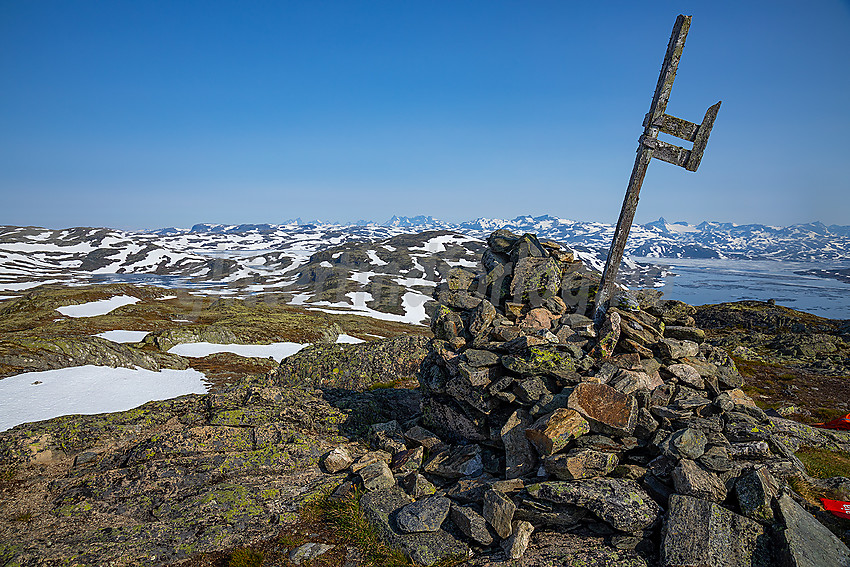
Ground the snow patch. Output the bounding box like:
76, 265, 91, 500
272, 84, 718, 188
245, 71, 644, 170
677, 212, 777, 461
0, 366, 208, 432
56, 295, 140, 318
95, 330, 150, 343
167, 341, 306, 361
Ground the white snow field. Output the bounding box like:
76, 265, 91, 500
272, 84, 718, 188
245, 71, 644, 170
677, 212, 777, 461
94, 330, 150, 343
56, 295, 140, 317
0, 365, 208, 432
167, 341, 307, 361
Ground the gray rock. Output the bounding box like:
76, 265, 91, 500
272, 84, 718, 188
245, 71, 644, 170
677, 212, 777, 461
360, 487, 469, 566
655, 338, 700, 360
728, 441, 773, 460
513, 493, 588, 527
464, 348, 501, 367
510, 256, 562, 305
391, 445, 424, 473
665, 363, 705, 388
488, 229, 520, 254
664, 326, 706, 343
431, 304, 465, 341
470, 299, 497, 336
514, 377, 549, 404
501, 409, 537, 479
775, 493, 850, 567
445, 290, 483, 310
735, 467, 778, 523
450, 504, 494, 545
658, 428, 708, 460
671, 459, 728, 502
447, 267, 476, 291
404, 425, 445, 451
289, 542, 334, 564
369, 420, 407, 454
322, 446, 353, 473
401, 472, 437, 499
396, 496, 452, 533
608, 369, 663, 396
423, 444, 483, 478
483, 488, 516, 539
422, 397, 488, 443
543, 449, 619, 480
698, 445, 733, 473
501, 520, 534, 559
660, 494, 772, 567
511, 233, 548, 263
530, 478, 661, 534
445, 475, 496, 503
351, 450, 392, 473
358, 460, 396, 491
634, 407, 659, 440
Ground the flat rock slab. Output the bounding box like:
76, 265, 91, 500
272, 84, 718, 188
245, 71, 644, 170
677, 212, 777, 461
529, 478, 660, 534
360, 486, 469, 567
567, 382, 637, 437
396, 496, 451, 533
660, 494, 772, 567
466, 531, 650, 567
775, 493, 850, 567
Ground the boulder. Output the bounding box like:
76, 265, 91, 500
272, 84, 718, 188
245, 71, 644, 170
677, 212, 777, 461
423, 444, 483, 479
567, 382, 638, 437
360, 487, 469, 566
775, 493, 850, 567
483, 488, 516, 539
543, 449, 619, 480
530, 478, 661, 534
358, 460, 395, 491
525, 408, 590, 456
671, 459, 727, 503
396, 496, 452, 533
658, 428, 708, 460
501, 409, 537, 479
501, 520, 534, 559
450, 504, 494, 545
734, 467, 778, 523
369, 420, 407, 454
322, 446, 353, 473
660, 494, 771, 567
510, 256, 562, 305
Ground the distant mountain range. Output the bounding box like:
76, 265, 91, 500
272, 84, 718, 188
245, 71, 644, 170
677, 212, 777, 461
384, 215, 850, 262
1, 216, 847, 319
146, 215, 850, 263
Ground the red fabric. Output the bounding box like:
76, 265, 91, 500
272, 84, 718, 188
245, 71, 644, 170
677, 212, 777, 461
813, 413, 850, 431
821, 499, 850, 520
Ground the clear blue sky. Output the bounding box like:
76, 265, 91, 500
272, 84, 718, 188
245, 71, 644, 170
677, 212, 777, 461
1, 1, 848, 229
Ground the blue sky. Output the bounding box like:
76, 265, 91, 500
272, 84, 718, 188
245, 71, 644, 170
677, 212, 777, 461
1, 1, 848, 229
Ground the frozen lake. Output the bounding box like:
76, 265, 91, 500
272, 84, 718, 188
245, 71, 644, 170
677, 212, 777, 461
636, 258, 850, 319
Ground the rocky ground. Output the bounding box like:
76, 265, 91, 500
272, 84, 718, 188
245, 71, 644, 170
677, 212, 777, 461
0, 232, 848, 566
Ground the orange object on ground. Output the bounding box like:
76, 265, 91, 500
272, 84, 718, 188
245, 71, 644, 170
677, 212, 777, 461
821, 498, 850, 520
813, 413, 850, 431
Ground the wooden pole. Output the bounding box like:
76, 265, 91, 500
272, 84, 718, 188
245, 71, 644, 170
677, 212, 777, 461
593, 15, 720, 322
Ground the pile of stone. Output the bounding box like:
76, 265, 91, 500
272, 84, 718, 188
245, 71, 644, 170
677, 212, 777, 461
321, 230, 850, 566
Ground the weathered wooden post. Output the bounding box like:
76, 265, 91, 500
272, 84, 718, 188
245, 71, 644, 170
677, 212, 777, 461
593, 14, 720, 322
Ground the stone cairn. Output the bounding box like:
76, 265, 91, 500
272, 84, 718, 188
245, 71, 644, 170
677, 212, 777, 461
321, 230, 850, 566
